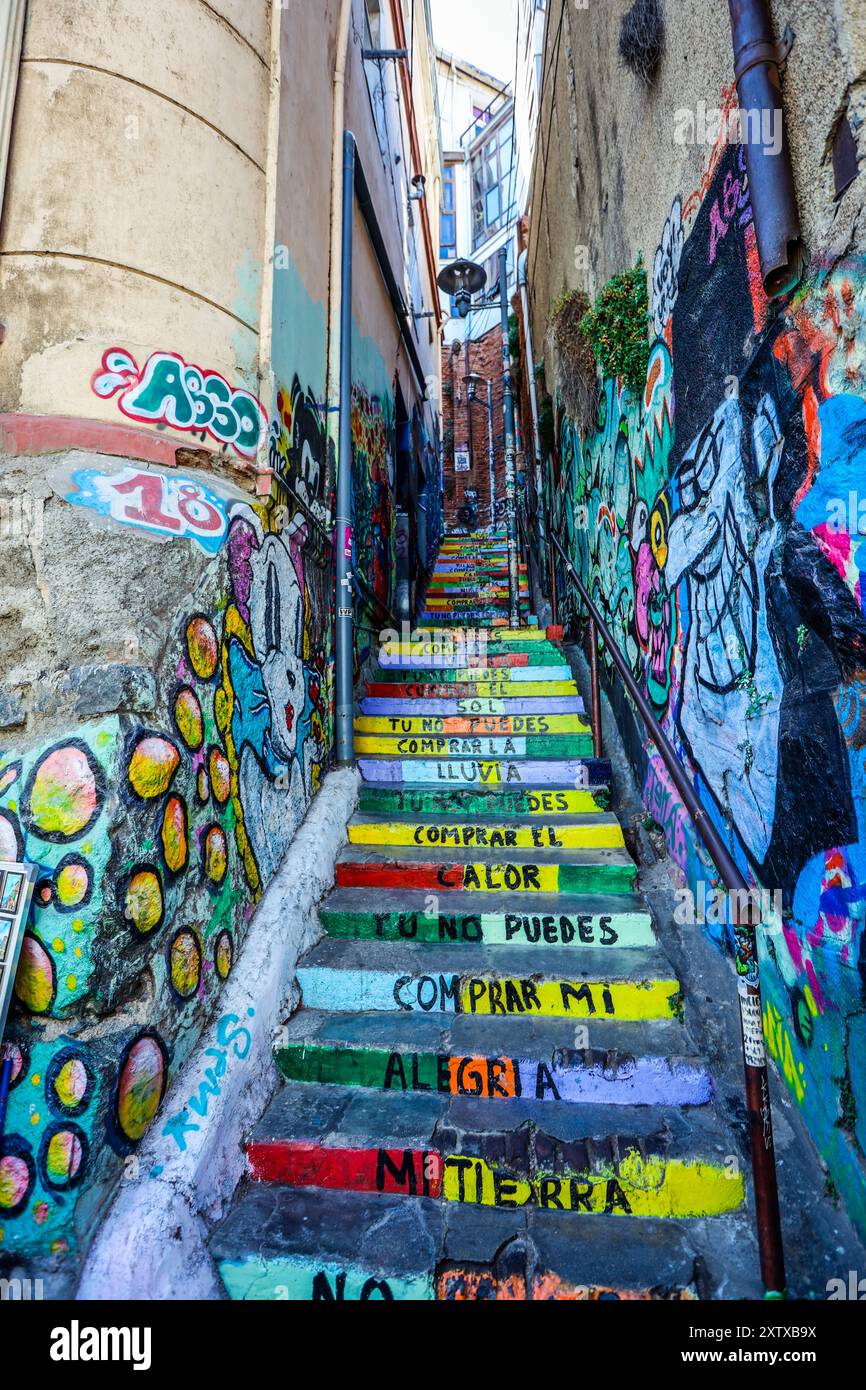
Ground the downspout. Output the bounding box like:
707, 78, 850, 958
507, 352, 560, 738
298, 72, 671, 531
728, 0, 802, 297
487, 378, 495, 528
254, 0, 283, 496
325, 0, 355, 509
335, 133, 356, 767
389, 0, 444, 331
0, 0, 27, 232
518, 248, 546, 587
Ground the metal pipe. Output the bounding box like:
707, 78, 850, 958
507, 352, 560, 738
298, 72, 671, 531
519, 250, 547, 588
335, 132, 356, 768
487, 378, 495, 528
728, 0, 802, 297
548, 536, 559, 626
550, 531, 786, 1296
324, 0, 356, 509
589, 617, 602, 758
499, 247, 520, 627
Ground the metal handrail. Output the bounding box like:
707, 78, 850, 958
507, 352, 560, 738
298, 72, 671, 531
548, 529, 786, 1297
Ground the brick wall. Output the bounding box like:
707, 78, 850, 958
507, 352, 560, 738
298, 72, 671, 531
441, 324, 511, 530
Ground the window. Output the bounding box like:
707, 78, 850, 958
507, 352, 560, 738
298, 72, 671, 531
481, 240, 516, 301
472, 105, 491, 137
470, 118, 516, 249
440, 163, 457, 260
366, 0, 382, 46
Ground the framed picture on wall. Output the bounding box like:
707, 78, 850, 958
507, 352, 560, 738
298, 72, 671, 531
0, 860, 36, 1045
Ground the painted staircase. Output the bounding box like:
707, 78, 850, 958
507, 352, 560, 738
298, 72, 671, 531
211, 532, 748, 1301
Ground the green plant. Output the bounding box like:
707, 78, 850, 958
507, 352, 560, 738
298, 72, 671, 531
580, 259, 650, 397
550, 289, 598, 436
797, 623, 809, 651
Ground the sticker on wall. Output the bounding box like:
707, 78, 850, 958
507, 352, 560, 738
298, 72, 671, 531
454, 449, 470, 474
92, 348, 268, 459
67, 465, 234, 553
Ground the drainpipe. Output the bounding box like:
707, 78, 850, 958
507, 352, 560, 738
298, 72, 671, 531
728, 0, 802, 297
254, 0, 283, 497
518, 248, 547, 588
487, 378, 495, 528
335, 132, 356, 767
499, 247, 520, 627
325, 0, 355, 510
0, 0, 26, 232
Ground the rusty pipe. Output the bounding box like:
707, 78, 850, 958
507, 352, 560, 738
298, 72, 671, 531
728, 0, 802, 297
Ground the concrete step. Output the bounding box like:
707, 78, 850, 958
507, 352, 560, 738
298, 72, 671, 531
356, 784, 609, 818
244, 1084, 744, 1219
355, 712, 589, 736
272, 1009, 708, 1105
346, 811, 624, 852
359, 696, 586, 716
357, 755, 611, 788
363, 679, 580, 699
410, 626, 545, 643
295, 938, 679, 1020
211, 1185, 707, 1299
334, 840, 635, 894
318, 887, 655, 948
371, 662, 569, 683
355, 733, 594, 758
378, 648, 564, 669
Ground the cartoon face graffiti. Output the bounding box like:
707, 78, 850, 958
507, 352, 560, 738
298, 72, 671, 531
248, 533, 305, 765
664, 394, 783, 861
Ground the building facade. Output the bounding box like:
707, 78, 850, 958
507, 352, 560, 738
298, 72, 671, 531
436, 47, 533, 528
524, 0, 866, 1243
0, 0, 442, 1285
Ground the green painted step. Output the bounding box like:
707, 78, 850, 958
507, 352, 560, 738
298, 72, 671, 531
319, 887, 655, 948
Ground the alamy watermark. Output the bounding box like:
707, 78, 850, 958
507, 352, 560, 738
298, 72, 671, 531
674, 883, 783, 928
674, 101, 783, 157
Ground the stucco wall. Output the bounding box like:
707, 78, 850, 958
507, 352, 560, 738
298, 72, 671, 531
0, 0, 443, 1284
528, 0, 866, 1240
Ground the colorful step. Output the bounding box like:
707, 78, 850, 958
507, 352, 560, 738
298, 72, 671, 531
364, 681, 580, 699
319, 889, 655, 947
346, 814, 624, 851
372, 664, 570, 683
360, 696, 586, 715
355, 713, 589, 736
335, 843, 635, 893
274, 1036, 709, 1105
357, 756, 611, 787
356, 785, 608, 818
354, 734, 594, 758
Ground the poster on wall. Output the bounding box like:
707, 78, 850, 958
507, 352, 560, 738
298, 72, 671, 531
0, 861, 36, 1044
454, 448, 470, 474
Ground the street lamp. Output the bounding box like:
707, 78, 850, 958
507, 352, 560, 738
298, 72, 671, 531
437, 258, 488, 319
437, 251, 520, 624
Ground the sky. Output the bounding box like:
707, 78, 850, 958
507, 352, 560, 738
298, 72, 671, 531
431, 0, 518, 86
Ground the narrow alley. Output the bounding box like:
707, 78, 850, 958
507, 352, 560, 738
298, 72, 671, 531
0, 0, 865, 1353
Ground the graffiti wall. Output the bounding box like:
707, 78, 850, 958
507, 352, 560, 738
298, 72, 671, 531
546, 110, 866, 1237
0, 457, 332, 1268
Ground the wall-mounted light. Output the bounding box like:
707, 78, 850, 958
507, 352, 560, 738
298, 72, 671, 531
409, 173, 427, 202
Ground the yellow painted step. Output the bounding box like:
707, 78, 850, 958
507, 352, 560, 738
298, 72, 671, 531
354, 715, 589, 735
347, 819, 625, 850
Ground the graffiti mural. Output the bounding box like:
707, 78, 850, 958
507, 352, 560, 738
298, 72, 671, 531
351, 385, 396, 660
92, 348, 268, 460
547, 125, 866, 1236
0, 468, 332, 1262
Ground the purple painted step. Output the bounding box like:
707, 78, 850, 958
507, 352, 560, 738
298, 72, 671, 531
360, 696, 586, 716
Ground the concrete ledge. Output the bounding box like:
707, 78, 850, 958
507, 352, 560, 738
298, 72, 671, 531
76, 765, 360, 1301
